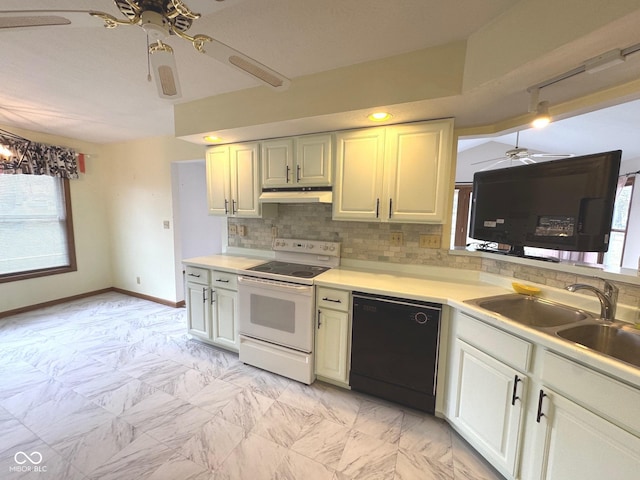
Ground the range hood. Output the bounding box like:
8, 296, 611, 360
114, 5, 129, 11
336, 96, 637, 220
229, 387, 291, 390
259, 187, 332, 204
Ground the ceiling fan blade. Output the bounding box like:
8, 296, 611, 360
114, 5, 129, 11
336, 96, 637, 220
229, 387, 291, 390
529, 153, 575, 158
202, 38, 290, 90
479, 157, 533, 171
0, 10, 103, 29
150, 43, 182, 99
471, 155, 508, 166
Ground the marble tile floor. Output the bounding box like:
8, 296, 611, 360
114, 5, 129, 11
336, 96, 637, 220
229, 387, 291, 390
0, 292, 505, 480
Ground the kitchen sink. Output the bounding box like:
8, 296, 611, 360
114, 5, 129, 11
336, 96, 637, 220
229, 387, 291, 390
466, 294, 591, 328
556, 322, 640, 368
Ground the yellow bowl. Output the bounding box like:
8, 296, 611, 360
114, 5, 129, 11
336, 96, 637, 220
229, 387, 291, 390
512, 282, 541, 295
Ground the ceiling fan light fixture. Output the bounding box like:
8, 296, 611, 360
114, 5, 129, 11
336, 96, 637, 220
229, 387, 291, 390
532, 101, 551, 128
0, 144, 13, 158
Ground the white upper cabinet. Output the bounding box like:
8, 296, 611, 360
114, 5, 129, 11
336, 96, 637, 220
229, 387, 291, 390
206, 145, 231, 216
333, 119, 454, 223
206, 142, 262, 217
261, 134, 332, 188
333, 128, 386, 221
261, 138, 293, 187
296, 134, 333, 186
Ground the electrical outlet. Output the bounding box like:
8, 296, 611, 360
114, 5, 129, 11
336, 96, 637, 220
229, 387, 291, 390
136, 276, 141, 285
228, 224, 237, 235
239, 225, 247, 237
271, 226, 278, 237
163, 220, 170, 229
419, 234, 442, 249
390, 232, 403, 246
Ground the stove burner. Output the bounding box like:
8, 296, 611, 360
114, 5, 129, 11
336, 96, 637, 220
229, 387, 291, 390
247, 261, 330, 279
291, 271, 314, 278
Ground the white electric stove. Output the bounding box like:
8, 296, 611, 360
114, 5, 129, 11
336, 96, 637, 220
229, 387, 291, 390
237, 238, 341, 384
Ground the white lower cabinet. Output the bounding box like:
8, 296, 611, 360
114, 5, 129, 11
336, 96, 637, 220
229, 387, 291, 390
451, 339, 526, 476
211, 286, 238, 350
186, 280, 210, 338
315, 287, 350, 386
185, 267, 240, 353
447, 310, 640, 480
529, 387, 640, 480
446, 312, 529, 478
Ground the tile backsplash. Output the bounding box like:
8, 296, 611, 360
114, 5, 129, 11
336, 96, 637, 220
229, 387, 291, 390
228, 204, 640, 307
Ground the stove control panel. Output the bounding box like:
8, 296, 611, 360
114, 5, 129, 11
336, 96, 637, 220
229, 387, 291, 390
273, 238, 341, 258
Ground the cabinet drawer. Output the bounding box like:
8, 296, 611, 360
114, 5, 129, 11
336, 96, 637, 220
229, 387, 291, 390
211, 270, 238, 290
317, 287, 350, 312
185, 266, 209, 285
457, 313, 532, 372
542, 351, 640, 435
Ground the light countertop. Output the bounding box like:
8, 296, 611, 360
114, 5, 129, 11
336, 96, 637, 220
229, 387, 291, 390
182, 254, 640, 388
182, 254, 267, 272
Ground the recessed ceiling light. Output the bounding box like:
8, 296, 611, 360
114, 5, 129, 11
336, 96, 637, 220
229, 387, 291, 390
203, 135, 223, 143
368, 112, 393, 122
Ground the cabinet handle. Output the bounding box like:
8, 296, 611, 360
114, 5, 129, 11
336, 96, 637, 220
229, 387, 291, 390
286, 165, 290, 183
536, 389, 547, 423
224, 199, 229, 215
376, 198, 380, 218
317, 309, 322, 329
511, 375, 521, 406
322, 297, 342, 303
188, 273, 201, 278
210, 289, 216, 304
232, 199, 237, 215
389, 198, 393, 219
215, 278, 230, 283
296, 164, 301, 182
202, 286, 207, 303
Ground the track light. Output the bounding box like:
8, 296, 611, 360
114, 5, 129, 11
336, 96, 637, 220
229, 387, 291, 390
532, 100, 551, 128
528, 88, 551, 128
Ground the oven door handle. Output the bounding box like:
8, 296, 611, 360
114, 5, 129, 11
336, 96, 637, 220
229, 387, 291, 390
238, 275, 313, 293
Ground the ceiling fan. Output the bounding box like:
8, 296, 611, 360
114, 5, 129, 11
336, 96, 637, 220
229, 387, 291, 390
0, 0, 291, 99
471, 131, 574, 170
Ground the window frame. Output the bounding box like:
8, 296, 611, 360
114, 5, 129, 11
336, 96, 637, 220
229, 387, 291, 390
0, 177, 77, 283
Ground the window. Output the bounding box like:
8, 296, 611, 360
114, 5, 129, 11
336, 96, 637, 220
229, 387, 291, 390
603, 176, 635, 266
0, 174, 76, 282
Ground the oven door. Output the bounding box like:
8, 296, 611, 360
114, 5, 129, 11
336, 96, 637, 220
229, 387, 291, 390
238, 275, 314, 353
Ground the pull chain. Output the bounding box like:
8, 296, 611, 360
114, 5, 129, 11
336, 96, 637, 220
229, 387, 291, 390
146, 34, 152, 82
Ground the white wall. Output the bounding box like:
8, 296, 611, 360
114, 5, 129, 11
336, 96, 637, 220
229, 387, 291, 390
171, 160, 227, 301
103, 136, 205, 304
0, 127, 112, 313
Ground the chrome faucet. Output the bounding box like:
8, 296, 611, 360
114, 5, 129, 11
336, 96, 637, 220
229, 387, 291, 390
565, 278, 619, 322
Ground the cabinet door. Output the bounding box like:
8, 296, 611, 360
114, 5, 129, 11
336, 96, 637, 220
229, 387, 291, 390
261, 138, 293, 187
385, 119, 453, 223
206, 146, 231, 216
296, 134, 332, 186
315, 308, 350, 384
211, 287, 239, 351
230, 143, 261, 217
186, 281, 210, 338
333, 128, 385, 221
529, 388, 640, 480
450, 339, 526, 477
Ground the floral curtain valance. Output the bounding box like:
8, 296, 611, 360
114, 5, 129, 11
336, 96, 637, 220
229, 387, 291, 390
0, 129, 79, 179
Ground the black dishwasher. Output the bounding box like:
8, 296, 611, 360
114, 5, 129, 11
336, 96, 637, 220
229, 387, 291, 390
350, 292, 442, 413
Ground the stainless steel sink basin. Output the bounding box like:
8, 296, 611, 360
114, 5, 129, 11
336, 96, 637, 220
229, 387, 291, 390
556, 323, 640, 368
466, 294, 591, 328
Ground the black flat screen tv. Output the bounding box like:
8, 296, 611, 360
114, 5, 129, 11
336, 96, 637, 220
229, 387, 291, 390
469, 150, 622, 259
